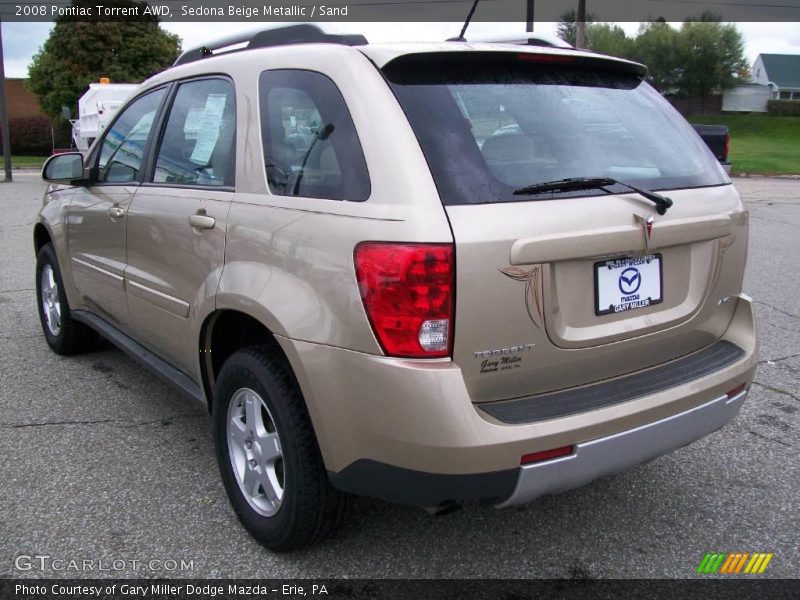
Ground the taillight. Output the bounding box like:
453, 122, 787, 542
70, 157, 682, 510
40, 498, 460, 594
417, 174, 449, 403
724, 133, 731, 162
355, 242, 454, 358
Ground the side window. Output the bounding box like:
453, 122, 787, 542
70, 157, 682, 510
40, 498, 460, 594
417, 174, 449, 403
259, 70, 370, 201
97, 89, 165, 183
153, 79, 236, 187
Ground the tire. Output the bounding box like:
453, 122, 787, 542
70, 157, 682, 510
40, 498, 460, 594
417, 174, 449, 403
35, 243, 97, 355
212, 345, 349, 551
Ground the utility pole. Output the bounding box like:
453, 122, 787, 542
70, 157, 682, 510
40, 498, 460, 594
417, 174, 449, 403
526, 0, 534, 34
0, 19, 12, 182
576, 0, 586, 49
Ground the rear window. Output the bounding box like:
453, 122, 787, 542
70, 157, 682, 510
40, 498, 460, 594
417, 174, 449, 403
383, 53, 728, 205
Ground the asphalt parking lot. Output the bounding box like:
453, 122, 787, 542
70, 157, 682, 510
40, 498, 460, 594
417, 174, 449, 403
0, 172, 797, 579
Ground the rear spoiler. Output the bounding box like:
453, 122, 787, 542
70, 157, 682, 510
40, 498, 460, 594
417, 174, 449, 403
381, 50, 648, 82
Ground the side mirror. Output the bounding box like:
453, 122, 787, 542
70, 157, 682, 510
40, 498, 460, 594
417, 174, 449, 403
42, 153, 88, 184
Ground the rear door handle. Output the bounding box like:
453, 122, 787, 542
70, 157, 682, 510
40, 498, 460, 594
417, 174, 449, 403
108, 206, 125, 219
189, 213, 216, 230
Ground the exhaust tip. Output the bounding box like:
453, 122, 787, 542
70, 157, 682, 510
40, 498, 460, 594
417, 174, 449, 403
422, 500, 462, 516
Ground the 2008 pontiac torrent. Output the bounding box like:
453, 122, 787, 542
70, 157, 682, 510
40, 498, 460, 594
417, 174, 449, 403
35, 25, 757, 550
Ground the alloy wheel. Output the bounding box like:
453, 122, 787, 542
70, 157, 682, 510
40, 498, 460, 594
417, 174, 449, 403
227, 388, 285, 517
40, 264, 62, 337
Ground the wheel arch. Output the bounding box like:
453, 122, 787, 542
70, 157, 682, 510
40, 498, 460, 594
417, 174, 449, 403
199, 309, 293, 412
34, 193, 81, 311
198, 307, 339, 471
33, 219, 82, 312
33, 222, 53, 255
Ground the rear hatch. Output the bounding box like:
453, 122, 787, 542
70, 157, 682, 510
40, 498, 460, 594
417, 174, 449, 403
384, 51, 748, 403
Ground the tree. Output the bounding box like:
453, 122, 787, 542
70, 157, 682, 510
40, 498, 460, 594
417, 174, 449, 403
676, 20, 749, 96
28, 0, 180, 120
557, 12, 631, 58
631, 21, 684, 93
628, 19, 748, 97
585, 23, 632, 58
556, 9, 595, 46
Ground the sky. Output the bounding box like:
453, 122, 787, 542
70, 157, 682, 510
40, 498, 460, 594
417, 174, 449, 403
3, 20, 800, 79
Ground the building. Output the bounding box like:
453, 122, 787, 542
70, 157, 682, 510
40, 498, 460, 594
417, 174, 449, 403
722, 82, 771, 113
751, 53, 800, 100
0, 79, 55, 155
721, 54, 800, 113
4, 79, 45, 119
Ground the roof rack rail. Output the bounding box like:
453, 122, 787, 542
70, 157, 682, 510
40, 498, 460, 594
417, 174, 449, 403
174, 24, 368, 67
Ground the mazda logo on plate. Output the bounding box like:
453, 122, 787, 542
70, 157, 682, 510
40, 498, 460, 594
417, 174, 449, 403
618, 267, 642, 294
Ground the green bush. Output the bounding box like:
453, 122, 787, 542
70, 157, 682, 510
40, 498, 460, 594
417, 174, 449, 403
767, 100, 800, 116
0, 116, 53, 155
52, 119, 73, 149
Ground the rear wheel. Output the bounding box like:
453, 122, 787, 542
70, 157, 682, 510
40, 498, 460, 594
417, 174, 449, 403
212, 346, 349, 551
35, 243, 97, 355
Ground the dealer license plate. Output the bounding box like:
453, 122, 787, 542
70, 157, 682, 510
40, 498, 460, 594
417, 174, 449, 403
595, 254, 663, 316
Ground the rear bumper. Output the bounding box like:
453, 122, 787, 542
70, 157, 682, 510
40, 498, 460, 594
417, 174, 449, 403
496, 387, 746, 508
279, 294, 757, 507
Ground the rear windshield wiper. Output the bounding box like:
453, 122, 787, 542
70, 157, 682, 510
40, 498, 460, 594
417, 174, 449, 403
513, 177, 674, 215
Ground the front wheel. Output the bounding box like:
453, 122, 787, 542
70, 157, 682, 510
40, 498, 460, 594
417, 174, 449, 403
212, 346, 349, 551
35, 243, 97, 355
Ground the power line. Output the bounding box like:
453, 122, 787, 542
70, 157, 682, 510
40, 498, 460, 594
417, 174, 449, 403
648, 0, 800, 8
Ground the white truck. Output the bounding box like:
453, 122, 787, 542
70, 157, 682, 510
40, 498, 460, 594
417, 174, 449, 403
71, 80, 137, 153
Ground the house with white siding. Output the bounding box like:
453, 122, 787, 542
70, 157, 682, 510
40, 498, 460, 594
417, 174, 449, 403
722, 82, 772, 112
721, 53, 799, 112
751, 53, 800, 100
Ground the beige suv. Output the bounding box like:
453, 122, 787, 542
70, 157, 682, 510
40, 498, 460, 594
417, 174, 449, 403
35, 25, 757, 551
